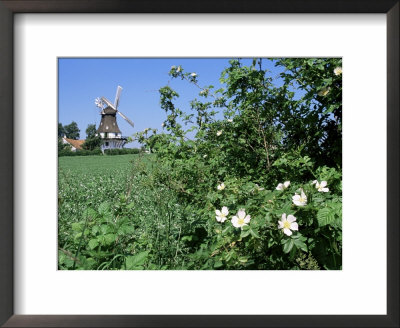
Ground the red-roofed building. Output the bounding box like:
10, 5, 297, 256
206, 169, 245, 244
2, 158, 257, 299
62, 136, 85, 151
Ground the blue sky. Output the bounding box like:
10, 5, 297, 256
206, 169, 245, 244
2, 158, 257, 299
58, 58, 279, 147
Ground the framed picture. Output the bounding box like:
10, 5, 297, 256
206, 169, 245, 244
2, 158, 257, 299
1, 0, 398, 327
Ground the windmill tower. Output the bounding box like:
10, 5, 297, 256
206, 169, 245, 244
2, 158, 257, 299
94, 86, 134, 153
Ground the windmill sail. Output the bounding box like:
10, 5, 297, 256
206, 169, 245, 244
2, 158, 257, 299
95, 97, 103, 109
101, 97, 116, 110
114, 85, 123, 109
117, 111, 134, 128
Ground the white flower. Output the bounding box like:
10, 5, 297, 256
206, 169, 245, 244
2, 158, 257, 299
334, 66, 342, 76
227, 119, 233, 123
215, 206, 229, 223
312, 180, 329, 192
292, 189, 307, 206
176, 66, 181, 72
318, 87, 330, 97
191, 72, 197, 77
216, 130, 222, 136
231, 209, 251, 229
278, 213, 299, 236
217, 183, 225, 191
161, 123, 165, 127
276, 181, 290, 191
203, 154, 208, 158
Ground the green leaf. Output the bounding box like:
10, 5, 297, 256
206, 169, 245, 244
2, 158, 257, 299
83, 208, 97, 220
249, 228, 260, 239
317, 207, 335, 227
92, 225, 100, 235
98, 202, 110, 215
277, 202, 292, 215
126, 251, 149, 269
74, 232, 82, 240
312, 195, 325, 203
119, 224, 135, 235
181, 235, 193, 242
242, 225, 250, 231
238, 256, 248, 263
100, 224, 112, 235
225, 251, 234, 262
213, 261, 223, 268
71, 222, 82, 232
293, 238, 308, 252
283, 239, 294, 253
240, 230, 251, 238
88, 239, 99, 250
104, 234, 116, 245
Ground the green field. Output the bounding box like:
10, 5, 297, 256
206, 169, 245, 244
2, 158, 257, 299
58, 154, 191, 270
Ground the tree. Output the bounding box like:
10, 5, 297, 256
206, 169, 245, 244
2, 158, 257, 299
63, 121, 80, 140
58, 123, 66, 137
273, 58, 342, 168
82, 123, 102, 151
85, 124, 97, 138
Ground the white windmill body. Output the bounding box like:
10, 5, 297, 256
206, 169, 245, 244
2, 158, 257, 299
94, 86, 135, 154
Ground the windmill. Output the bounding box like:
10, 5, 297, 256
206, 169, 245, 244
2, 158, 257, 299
94, 86, 134, 153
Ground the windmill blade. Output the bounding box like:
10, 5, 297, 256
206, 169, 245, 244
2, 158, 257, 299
114, 85, 123, 109
94, 97, 104, 109
117, 111, 134, 128
101, 97, 116, 110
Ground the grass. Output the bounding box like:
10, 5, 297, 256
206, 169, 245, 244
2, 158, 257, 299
58, 153, 189, 270
59, 154, 146, 173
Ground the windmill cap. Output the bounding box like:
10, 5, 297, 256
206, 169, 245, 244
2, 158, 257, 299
102, 106, 117, 115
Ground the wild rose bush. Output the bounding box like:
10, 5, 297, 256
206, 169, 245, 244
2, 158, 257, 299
133, 58, 342, 270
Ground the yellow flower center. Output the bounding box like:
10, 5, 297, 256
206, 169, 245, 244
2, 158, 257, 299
283, 221, 291, 229
238, 218, 245, 226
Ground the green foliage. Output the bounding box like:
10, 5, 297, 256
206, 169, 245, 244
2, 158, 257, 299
274, 58, 342, 167
58, 123, 66, 137
58, 148, 103, 157
126, 251, 149, 270
85, 124, 97, 138
104, 148, 141, 155
58, 147, 142, 157
63, 121, 80, 140
59, 154, 194, 270
59, 58, 342, 270
81, 124, 102, 151
296, 252, 320, 270
82, 136, 102, 151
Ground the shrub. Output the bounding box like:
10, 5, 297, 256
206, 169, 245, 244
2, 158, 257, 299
133, 58, 342, 269
104, 148, 141, 156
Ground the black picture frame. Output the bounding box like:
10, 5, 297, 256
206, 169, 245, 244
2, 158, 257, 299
0, 1, 398, 327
